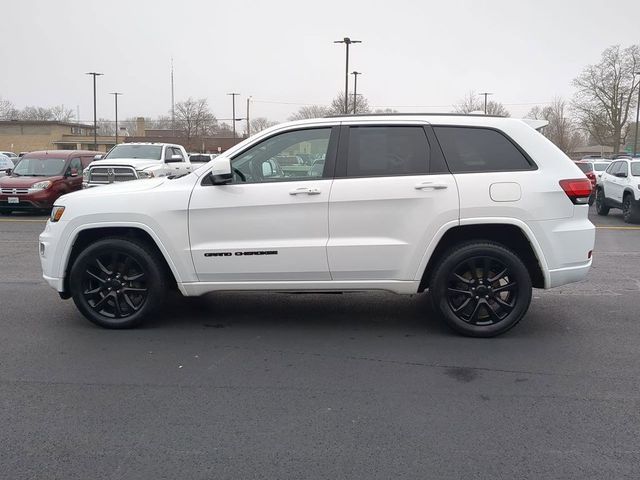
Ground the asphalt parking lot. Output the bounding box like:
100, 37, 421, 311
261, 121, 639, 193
1, 208, 639, 479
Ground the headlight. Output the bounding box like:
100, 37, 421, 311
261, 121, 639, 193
30, 180, 52, 190
50, 206, 65, 222
138, 170, 154, 178
83, 170, 90, 181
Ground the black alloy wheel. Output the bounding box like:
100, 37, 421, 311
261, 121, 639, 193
70, 238, 167, 328
446, 256, 518, 326
430, 242, 532, 337
595, 189, 609, 216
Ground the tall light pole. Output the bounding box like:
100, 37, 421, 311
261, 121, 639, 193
171, 58, 175, 136
85, 72, 103, 150
478, 92, 493, 114
633, 72, 640, 156
109, 92, 123, 145
227, 93, 240, 138
246, 96, 252, 137
351, 71, 361, 114
334, 37, 362, 114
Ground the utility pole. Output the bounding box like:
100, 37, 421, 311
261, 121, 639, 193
85, 72, 103, 151
246, 96, 252, 137
171, 58, 175, 136
334, 37, 362, 114
351, 71, 361, 114
109, 92, 123, 145
227, 93, 240, 138
478, 92, 493, 114
634, 72, 640, 156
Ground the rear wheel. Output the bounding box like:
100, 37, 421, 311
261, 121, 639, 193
429, 242, 532, 337
69, 238, 167, 328
622, 194, 640, 224
595, 189, 609, 216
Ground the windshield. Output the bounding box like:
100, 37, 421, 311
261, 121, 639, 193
631, 164, 640, 176
12, 157, 66, 176
104, 144, 163, 160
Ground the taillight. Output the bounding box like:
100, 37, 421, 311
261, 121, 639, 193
586, 171, 596, 186
559, 179, 592, 205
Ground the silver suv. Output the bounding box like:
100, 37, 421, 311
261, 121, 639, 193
595, 158, 640, 223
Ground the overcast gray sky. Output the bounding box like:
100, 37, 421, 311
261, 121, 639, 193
2, 0, 639, 124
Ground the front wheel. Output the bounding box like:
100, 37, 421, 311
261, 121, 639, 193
429, 242, 532, 337
595, 189, 609, 216
622, 195, 640, 224
69, 238, 167, 328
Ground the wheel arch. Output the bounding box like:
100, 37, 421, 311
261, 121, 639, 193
418, 221, 547, 291
61, 225, 180, 298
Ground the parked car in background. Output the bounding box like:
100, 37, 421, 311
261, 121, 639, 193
40, 114, 594, 337
188, 153, 218, 170
574, 159, 611, 204
0, 151, 18, 162
83, 143, 192, 187
0, 154, 14, 177
0, 150, 94, 214
595, 158, 640, 223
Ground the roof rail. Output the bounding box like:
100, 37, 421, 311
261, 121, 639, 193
323, 112, 506, 119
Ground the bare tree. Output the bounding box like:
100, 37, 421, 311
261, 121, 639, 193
525, 97, 583, 153
454, 91, 510, 117
50, 105, 74, 122
20, 106, 54, 120
174, 98, 217, 140
249, 117, 277, 135
288, 105, 331, 121
374, 108, 399, 113
0, 97, 18, 119
572, 44, 640, 153
329, 91, 370, 115
214, 122, 234, 137
96, 118, 115, 136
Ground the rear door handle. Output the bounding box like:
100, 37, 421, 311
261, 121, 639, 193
289, 187, 321, 195
414, 182, 448, 190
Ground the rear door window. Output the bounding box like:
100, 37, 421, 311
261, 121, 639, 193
345, 126, 430, 177
434, 126, 533, 173
575, 163, 592, 173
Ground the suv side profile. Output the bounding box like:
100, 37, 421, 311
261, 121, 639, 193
595, 158, 640, 223
39, 115, 594, 337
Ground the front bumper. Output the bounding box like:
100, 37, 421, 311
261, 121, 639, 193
0, 191, 56, 211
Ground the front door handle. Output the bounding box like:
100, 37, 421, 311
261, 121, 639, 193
289, 187, 321, 195
414, 182, 448, 190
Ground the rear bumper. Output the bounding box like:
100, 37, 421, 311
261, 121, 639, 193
547, 260, 592, 288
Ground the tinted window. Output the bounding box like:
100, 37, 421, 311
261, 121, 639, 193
232, 128, 331, 183
346, 126, 429, 177
631, 164, 640, 176
105, 144, 163, 160
575, 163, 592, 173
608, 161, 622, 175
68, 157, 83, 174
594, 163, 608, 171
618, 162, 628, 176
434, 127, 532, 173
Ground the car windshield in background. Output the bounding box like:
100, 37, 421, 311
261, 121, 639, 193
631, 164, 640, 176
190, 155, 210, 162
576, 163, 592, 173
12, 157, 66, 176
594, 163, 608, 171
104, 145, 163, 160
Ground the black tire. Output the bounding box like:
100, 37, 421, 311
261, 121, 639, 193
595, 188, 609, 216
622, 194, 640, 224
588, 191, 595, 206
429, 241, 532, 337
69, 237, 167, 328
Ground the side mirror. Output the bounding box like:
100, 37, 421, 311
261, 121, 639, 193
93, 154, 103, 161
166, 155, 183, 163
206, 157, 232, 185
5, 169, 11, 176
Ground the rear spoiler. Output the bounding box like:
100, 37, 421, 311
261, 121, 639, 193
521, 119, 549, 131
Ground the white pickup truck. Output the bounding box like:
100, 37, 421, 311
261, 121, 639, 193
83, 143, 192, 187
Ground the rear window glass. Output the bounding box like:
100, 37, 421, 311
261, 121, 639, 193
631, 164, 640, 176
575, 163, 592, 173
434, 126, 532, 173
594, 163, 608, 171
346, 126, 429, 177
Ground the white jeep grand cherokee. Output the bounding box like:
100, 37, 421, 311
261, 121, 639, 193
40, 114, 595, 337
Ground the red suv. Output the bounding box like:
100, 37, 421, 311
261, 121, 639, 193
0, 150, 96, 214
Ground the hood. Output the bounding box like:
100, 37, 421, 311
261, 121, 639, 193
61, 177, 167, 203
89, 158, 163, 170
0, 174, 62, 187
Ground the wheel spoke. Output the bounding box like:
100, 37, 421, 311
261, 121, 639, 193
468, 299, 482, 322
495, 296, 515, 311
493, 282, 517, 294
466, 259, 478, 280
452, 273, 472, 285
452, 297, 472, 313
84, 286, 102, 295
448, 287, 472, 297
123, 293, 140, 311
86, 270, 106, 283
488, 268, 508, 283
485, 300, 503, 321
124, 272, 144, 281
95, 258, 112, 275
483, 257, 491, 281
122, 286, 147, 293
93, 292, 111, 309
111, 251, 119, 274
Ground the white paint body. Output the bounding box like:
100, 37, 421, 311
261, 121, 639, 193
40, 115, 595, 296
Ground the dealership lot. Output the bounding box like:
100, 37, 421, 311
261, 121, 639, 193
1, 208, 639, 479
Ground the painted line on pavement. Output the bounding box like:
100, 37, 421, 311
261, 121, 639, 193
0, 218, 47, 223
595, 226, 640, 230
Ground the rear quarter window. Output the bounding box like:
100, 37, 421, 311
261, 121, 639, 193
575, 163, 593, 173
434, 126, 534, 173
